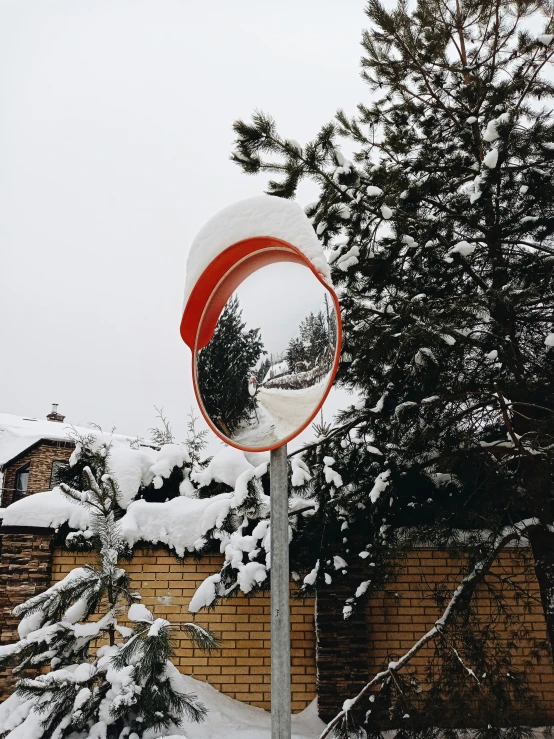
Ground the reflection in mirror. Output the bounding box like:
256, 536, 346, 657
194, 262, 339, 451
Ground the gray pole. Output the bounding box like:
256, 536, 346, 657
270, 444, 291, 739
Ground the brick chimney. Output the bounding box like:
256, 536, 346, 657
46, 403, 65, 423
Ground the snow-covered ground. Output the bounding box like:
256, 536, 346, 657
258, 382, 327, 434
159, 676, 325, 739
0, 672, 325, 739
164, 673, 553, 739
233, 379, 329, 448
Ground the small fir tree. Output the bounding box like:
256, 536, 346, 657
0, 441, 217, 739
299, 310, 329, 366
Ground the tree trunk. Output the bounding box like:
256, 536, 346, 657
517, 450, 554, 655
527, 525, 554, 650
315, 564, 369, 723
510, 404, 554, 654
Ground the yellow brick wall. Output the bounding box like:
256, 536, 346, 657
51, 549, 316, 712
51, 545, 554, 722
366, 548, 554, 723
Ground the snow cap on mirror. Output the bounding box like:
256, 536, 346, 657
183, 195, 332, 310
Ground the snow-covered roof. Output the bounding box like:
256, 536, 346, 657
183, 195, 332, 310
1, 488, 90, 530
1, 446, 258, 531
0, 413, 141, 467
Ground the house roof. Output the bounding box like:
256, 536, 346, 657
0, 413, 140, 467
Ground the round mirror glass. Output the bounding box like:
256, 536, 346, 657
193, 261, 341, 451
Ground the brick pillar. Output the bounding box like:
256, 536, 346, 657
316, 569, 369, 723
0, 529, 54, 699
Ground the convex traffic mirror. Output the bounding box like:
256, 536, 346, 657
180, 196, 342, 452
193, 260, 340, 451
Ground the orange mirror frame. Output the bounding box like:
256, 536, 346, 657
181, 236, 342, 452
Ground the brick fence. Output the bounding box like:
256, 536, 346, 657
51, 548, 317, 712
0, 531, 553, 726
365, 548, 554, 727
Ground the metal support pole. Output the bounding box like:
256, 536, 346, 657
270, 444, 291, 739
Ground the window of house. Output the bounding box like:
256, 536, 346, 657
15, 464, 30, 495
50, 461, 68, 489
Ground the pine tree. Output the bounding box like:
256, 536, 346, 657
197, 295, 266, 435
286, 336, 308, 371
0, 439, 217, 739
230, 0, 554, 733
299, 310, 329, 366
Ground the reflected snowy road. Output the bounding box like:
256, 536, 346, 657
233, 377, 330, 448
258, 384, 326, 435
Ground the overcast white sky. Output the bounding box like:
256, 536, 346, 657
0, 0, 384, 450
234, 262, 330, 359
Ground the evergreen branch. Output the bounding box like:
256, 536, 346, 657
494, 383, 533, 458
510, 401, 554, 415
181, 622, 220, 653
506, 240, 554, 256
451, 252, 489, 291
287, 419, 363, 458
514, 46, 554, 114
318, 518, 544, 739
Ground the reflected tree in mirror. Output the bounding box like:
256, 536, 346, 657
197, 295, 265, 437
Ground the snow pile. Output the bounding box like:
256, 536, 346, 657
366, 185, 383, 197
149, 444, 191, 488
483, 112, 509, 143
323, 457, 343, 488
445, 241, 476, 262
369, 470, 391, 503
291, 457, 312, 487
183, 196, 332, 310
333, 244, 359, 271
107, 445, 153, 509
483, 148, 499, 168
128, 603, 153, 622
3, 438, 205, 526
2, 445, 266, 561
119, 452, 268, 558
189, 574, 222, 613
191, 446, 254, 489
119, 494, 232, 557
106, 442, 191, 507
0, 674, 324, 739
2, 488, 89, 530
